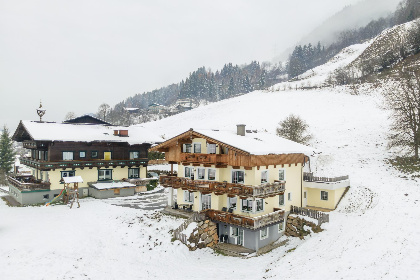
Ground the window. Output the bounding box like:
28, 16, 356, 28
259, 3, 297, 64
185, 167, 194, 179
208, 169, 216, 180
261, 170, 268, 183
128, 168, 140, 178
232, 171, 244, 184
256, 198, 264, 212
183, 144, 192, 153
53, 194, 59, 198
38, 151, 47, 161
321, 191, 328, 201
228, 196, 237, 210
279, 169, 285, 181
62, 152, 73, 160
208, 144, 216, 154
114, 188, 120, 195
260, 227, 269, 240
279, 194, 285, 206
98, 169, 112, 181
201, 193, 211, 210
197, 168, 205, 180
278, 222, 284, 232
79, 151, 86, 158
61, 171, 75, 181
129, 151, 139, 159
288, 192, 292, 201
183, 190, 194, 203
242, 199, 253, 212
194, 143, 201, 153
91, 151, 98, 158
231, 227, 239, 236
43, 194, 49, 200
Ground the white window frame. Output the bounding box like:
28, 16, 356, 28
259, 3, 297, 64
260, 227, 269, 240
321, 191, 328, 201
62, 152, 73, 160
256, 198, 264, 212
279, 169, 286, 181
231, 227, 239, 237
278, 222, 284, 233
193, 143, 201, 153
228, 196, 237, 210
261, 170, 268, 184
197, 168, 205, 180
241, 199, 253, 212
183, 144, 192, 153
128, 168, 140, 179
208, 168, 216, 181
288, 192, 292, 201
184, 166, 194, 179
183, 190, 194, 203
207, 143, 216, 154
98, 169, 112, 181
279, 194, 285, 206
232, 170, 245, 184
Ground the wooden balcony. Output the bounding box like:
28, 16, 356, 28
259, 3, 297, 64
180, 153, 228, 165
160, 175, 285, 198
20, 157, 148, 171
7, 174, 51, 191
204, 209, 285, 230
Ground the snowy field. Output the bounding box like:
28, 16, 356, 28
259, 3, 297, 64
2, 36, 420, 279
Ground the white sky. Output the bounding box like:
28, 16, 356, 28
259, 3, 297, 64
0, 0, 362, 131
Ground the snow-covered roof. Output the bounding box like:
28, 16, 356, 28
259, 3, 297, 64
63, 176, 83, 184
194, 129, 314, 155
152, 128, 314, 156
16, 120, 163, 145
91, 181, 136, 190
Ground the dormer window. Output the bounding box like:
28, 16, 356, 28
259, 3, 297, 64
193, 143, 201, 153
183, 144, 192, 153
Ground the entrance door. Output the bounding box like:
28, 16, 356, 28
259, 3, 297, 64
237, 228, 244, 246
201, 194, 211, 210
104, 152, 112, 160
303, 191, 307, 207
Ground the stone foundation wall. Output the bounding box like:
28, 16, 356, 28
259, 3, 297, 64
186, 220, 218, 251
284, 215, 323, 239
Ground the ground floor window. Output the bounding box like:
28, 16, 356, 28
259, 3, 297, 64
321, 191, 328, 200
98, 169, 112, 181
183, 190, 194, 203
278, 222, 284, 232
43, 194, 49, 200
128, 168, 140, 178
61, 171, 75, 182
260, 227, 269, 240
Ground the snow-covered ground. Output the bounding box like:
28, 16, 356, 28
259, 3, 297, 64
2, 37, 420, 279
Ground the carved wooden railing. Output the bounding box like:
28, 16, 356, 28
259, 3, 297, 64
180, 153, 228, 165
160, 175, 285, 198
20, 157, 148, 171
7, 174, 51, 191
204, 209, 284, 230
290, 205, 329, 226
303, 172, 349, 183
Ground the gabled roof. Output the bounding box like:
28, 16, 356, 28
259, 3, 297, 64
63, 115, 111, 125
12, 120, 163, 145
150, 128, 314, 156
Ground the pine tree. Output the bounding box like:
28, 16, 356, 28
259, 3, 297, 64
0, 126, 16, 183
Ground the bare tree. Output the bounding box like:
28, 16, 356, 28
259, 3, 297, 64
97, 103, 111, 121
64, 112, 76, 120
276, 114, 312, 144
386, 69, 420, 158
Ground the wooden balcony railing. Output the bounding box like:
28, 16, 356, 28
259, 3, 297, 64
204, 209, 285, 230
20, 157, 148, 171
303, 172, 349, 182
7, 174, 51, 191
160, 175, 285, 198
180, 153, 228, 165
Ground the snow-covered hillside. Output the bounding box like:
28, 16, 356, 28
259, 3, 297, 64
2, 26, 420, 279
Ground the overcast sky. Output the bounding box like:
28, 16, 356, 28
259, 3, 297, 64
1, 0, 365, 131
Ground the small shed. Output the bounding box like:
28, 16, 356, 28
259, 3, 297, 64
89, 181, 136, 199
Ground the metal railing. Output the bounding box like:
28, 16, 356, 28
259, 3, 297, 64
7, 174, 51, 191
290, 205, 329, 226
303, 172, 349, 183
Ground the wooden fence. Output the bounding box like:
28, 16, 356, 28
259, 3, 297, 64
173, 212, 206, 245
290, 205, 329, 226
